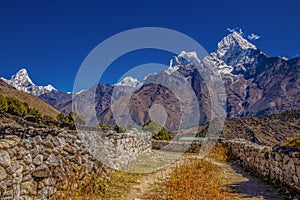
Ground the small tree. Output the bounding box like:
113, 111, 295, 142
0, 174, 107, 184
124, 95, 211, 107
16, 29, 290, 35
27, 107, 41, 118
114, 124, 127, 133
43, 115, 54, 121
57, 113, 69, 123
142, 119, 171, 141
68, 111, 87, 125
98, 123, 111, 130
153, 127, 171, 141
0, 94, 8, 114
6, 97, 27, 117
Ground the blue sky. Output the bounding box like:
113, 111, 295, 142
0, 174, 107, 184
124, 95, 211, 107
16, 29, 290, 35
0, 0, 299, 92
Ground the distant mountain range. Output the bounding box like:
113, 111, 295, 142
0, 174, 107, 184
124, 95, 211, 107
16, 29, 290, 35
2, 31, 299, 129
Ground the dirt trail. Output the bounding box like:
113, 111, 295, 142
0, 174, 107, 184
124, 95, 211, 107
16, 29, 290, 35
210, 160, 289, 200
124, 154, 189, 200
123, 153, 290, 200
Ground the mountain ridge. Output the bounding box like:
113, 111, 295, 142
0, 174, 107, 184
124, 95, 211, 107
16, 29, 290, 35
2, 31, 300, 129
1, 68, 57, 96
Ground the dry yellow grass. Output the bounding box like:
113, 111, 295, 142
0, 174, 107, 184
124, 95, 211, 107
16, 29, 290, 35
283, 134, 300, 148
51, 167, 142, 200
207, 143, 230, 162
144, 144, 240, 200
147, 159, 241, 200
0, 85, 59, 118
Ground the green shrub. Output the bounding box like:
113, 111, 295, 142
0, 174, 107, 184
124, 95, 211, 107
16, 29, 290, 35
6, 97, 27, 117
98, 123, 111, 130
68, 111, 87, 125
57, 112, 87, 125
43, 115, 55, 121
0, 95, 51, 120
57, 113, 68, 123
153, 127, 171, 141
0, 94, 8, 114
142, 119, 171, 141
27, 107, 41, 118
114, 125, 127, 133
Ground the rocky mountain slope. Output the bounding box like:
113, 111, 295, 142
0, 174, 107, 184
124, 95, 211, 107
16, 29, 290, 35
96, 32, 299, 129
175, 110, 300, 147
3, 31, 300, 129
0, 80, 59, 118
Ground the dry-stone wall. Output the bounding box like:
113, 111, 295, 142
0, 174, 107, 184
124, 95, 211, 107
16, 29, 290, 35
0, 124, 151, 199
224, 139, 300, 194
80, 130, 152, 170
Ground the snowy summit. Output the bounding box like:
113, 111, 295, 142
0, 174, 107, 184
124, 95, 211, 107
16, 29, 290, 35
1, 68, 57, 96
114, 76, 142, 88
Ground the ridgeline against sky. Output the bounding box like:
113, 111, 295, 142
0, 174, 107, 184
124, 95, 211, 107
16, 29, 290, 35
0, 0, 299, 92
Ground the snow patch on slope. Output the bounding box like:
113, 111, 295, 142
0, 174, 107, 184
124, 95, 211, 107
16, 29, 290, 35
114, 76, 142, 88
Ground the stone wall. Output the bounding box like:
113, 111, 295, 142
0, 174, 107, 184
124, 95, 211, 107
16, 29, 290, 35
224, 139, 300, 194
0, 124, 152, 199
81, 129, 152, 170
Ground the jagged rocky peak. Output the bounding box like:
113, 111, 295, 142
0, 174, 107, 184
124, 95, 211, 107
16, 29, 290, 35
211, 31, 260, 75
11, 68, 33, 84
217, 31, 257, 55
1, 68, 57, 96
175, 51, 201, 65
165, 51, 202, 75
114, 76, 142, 88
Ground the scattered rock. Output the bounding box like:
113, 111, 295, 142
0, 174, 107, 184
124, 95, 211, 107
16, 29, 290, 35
32, 164, 50, 178
0, 166, 7, 181
0, 150, 11, 168
33, 155, 43, 166
63, 143, 77, 154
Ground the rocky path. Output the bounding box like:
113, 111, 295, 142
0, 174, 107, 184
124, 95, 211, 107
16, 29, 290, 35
212, 160, 290, 200
124, 151, 189, 200
123, 153, 291, 200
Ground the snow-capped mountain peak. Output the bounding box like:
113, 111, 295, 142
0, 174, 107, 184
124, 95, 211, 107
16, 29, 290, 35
1, 68, 57, 96
210, 32, 260, 75
11, 68, 34, 85
44, 84, 56, 91
177, 51, 201, 65
114, 76, 141, 87
165, 51, 202, 75
217, 31, 257, 54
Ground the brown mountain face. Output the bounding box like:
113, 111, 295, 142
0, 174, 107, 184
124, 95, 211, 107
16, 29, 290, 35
39, 90, 72, 114
37, 33, 300, 130
94, 84, 182, 130
128, 84, 181, 130
244, 57, 300, 116
224, 55, 300, 117
0, 80, 59, 118
41, 55, 299, 130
